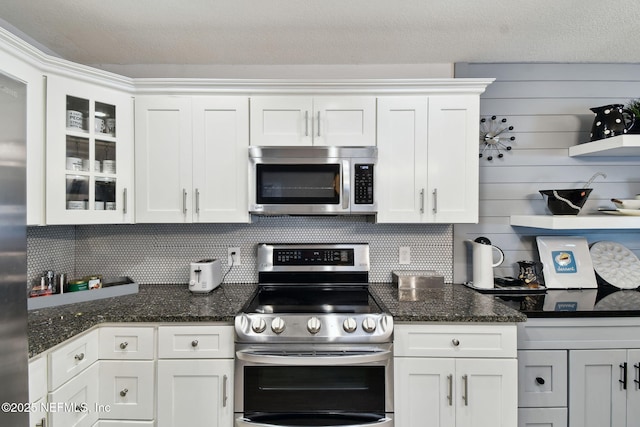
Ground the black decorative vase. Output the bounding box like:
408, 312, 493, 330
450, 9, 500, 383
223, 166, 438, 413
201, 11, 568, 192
590, 104, 636, 141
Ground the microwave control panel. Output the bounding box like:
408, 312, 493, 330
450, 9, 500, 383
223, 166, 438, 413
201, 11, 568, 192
354, 164, 374, 204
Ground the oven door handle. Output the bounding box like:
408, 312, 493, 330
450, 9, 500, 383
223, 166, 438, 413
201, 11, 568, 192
235, 416, 393, 427
236, 350, 391, 366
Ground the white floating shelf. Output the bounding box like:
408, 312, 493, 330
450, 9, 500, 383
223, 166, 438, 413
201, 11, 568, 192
569, 134, 640, 157
510, 214, 640, 230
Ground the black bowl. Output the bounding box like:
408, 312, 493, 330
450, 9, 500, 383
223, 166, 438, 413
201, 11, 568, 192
539, 189, 592, 215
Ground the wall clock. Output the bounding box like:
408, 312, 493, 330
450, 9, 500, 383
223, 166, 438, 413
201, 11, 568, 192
479, 116, 515, 161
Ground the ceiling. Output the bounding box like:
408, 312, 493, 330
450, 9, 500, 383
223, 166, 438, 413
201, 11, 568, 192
1, 0, 639, 77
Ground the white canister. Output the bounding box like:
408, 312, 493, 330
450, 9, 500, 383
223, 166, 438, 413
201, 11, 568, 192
466, 238, 505, 289
105, 202, 116, 210
66, 157, 83, 171
102, 160, 116, 174
95, 117, 105, 133
94, 201, 105, 210
67, 110, 83, 129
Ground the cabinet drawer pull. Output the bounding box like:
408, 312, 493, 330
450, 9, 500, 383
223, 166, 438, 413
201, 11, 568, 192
223, 374, 229, 407
123, 188, 127, 214
634, 363, 640, 389
120, 388, 128, 397
35, 417, 46, 427
462, 374, 469, 406
74, 352, 85, 361
447, 374, 453, 406
535, 376, 545, 385
191, 340, 199, 347
620, 362, 628, 390
451, 338, 460, 347
119, 341, 128, 350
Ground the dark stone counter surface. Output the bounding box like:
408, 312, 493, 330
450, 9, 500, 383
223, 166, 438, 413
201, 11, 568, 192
28, 283, 525, 358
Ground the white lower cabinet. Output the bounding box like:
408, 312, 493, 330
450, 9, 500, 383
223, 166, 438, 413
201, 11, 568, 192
48, 362, 100, 427
394, 323, 518, 427
518, 408, 568, 427
99, 361, 155, 420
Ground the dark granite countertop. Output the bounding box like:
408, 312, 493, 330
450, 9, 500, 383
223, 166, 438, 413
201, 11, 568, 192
28, 282, 525, 358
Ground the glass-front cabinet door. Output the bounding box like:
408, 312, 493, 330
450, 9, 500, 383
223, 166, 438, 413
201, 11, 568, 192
46, 75, 133, 224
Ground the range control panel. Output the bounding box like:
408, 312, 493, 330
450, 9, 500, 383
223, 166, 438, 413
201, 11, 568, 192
274, 249, 354, 266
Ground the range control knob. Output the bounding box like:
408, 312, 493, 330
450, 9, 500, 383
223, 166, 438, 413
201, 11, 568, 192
362, 317, 377, 333
271, 317, 286, 334
343, 318, 358, 333
307, 317, 322, 335
251, 318, 267, 334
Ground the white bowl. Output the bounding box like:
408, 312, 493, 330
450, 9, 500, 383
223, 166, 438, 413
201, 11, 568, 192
611, 198, 640, 209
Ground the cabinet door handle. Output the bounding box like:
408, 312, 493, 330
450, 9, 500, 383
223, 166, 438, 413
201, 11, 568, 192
195, 188, 200, 214
317, 111, 321, 137
120, 388, 128, 397
419, 189, 425, 213
620, 362, 628, 390
183, 189, 188, 214
451, 338, 460, 347
432, 188, 438, 213
123, 188, 127, 214
462, 374, 469, 406
447, 374, 453, 406
223, 374, 229, 407
36, 417, 46, 427
74, 352, 85, 361
191, 339, 199, 347
535, 376, 545, 385
119, 341, 128, 350
305, 111, 309, 137
634, 363, 640, 390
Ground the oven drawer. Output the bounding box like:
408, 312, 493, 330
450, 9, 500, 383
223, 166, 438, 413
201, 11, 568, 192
158, 325, 234, 359
518, 350, 567, 407
394, 323, 517, 358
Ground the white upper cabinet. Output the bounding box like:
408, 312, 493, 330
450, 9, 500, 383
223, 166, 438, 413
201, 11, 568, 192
377, 95, 480, 224
250, 95, 376, 146
45, 74, 134, 225
135, 95, 249, 223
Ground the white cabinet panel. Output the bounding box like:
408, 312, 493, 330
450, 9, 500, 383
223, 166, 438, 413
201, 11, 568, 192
157, 325, 234, 359
49, 362, 99, 427
99, 361, 155, 420
98, 327, 155, 360
49, 329, 99, 390
29, 355, 48, 403
518, 350, 567, 408
518, 408, 567, 427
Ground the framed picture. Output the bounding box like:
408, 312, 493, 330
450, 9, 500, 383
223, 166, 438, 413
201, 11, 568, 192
536, 236, 597, 289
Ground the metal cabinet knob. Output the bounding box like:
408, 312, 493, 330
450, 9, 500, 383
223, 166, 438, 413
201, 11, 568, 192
74, 352, 85, 361
191, 340, 199, 347
119, 342, 128, 350
120, 388, 128, 397
535, 377, 545, 385
452, 339, 460, 347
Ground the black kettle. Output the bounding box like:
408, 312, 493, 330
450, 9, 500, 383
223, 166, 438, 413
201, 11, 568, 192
589, 104, 635, 141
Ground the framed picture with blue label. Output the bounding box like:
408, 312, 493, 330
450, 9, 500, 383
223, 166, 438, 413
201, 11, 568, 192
536, 236, 598, 289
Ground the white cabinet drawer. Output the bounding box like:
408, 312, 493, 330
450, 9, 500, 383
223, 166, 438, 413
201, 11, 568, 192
29, 355, 48, 402
394, 323, 517, 358
518, 407, 567, 427
49, 329, 99, 390
518, 350, 567, 407
99, 327, 155, 360
49, 362, 99, 427
99, 361, 155, 420
157, 325, 234, 359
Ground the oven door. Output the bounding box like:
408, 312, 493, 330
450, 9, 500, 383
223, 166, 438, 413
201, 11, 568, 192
235, 344, 393, 427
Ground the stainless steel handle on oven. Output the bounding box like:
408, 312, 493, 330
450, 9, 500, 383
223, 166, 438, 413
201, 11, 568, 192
432, 188, 438, 213
342, 160, 350, 210
182, 189, 188, 214
236, 349, 392, 366
462, 374, 469, 406
235, 416, 393, 427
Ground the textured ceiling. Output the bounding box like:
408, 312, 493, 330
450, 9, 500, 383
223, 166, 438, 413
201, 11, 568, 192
1, 0, 639, 73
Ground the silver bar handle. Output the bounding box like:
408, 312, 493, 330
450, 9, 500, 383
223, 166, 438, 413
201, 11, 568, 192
419, 189, 425, 213
433, 188, 438, 213
317, 111, 321, 137
236, 349, 391, 366
342, 160, 350, 210
462, 374, 469, 406
36, 418, 46, 427
195, 188, 200, 214
223, 374, 228, 407
123, 188, 127, 214
447, 374, 453, 406
182, 189, 188, 214
305, 111, 309, 137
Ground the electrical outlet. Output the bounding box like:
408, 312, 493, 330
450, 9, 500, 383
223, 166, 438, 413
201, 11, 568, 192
228, 247, 241, 266
399, 246, 411, 265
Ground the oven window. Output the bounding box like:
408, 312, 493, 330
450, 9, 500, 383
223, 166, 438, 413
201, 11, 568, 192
243, 365, 385, 413
256, 164, 340, 204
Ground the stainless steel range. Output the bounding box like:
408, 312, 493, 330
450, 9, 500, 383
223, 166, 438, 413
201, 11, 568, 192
234, 243, 394, 427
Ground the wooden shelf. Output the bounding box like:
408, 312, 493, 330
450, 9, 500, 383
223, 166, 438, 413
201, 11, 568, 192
569, 134, 640, 157
510, 214, 640, 230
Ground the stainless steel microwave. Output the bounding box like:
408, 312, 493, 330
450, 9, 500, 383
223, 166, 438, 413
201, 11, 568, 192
249, 146, 377, 215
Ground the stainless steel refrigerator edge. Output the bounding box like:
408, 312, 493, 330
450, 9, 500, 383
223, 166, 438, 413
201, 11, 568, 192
0, 71, 29, 425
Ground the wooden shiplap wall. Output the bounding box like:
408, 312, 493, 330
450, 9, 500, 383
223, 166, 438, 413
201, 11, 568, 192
453, 63, 640, 283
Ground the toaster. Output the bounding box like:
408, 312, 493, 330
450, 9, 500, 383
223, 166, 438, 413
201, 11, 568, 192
189, 259, 222, 293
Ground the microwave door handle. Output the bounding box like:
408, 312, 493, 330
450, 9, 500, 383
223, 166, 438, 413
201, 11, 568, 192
236, 349, 391, 366
236, 417, 393, 427
342, 160, 350, 210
